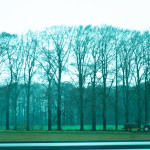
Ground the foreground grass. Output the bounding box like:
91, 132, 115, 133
0, 131, 150, 142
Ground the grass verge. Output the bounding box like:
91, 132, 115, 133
0, 131, 150, 142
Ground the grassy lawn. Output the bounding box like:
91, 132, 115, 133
0, 125, 125, 130
0, 131, 150, 141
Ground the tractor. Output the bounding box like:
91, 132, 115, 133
124, 123, 140, 132
124, 121, 150, 132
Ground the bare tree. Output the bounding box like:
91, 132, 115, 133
2, 33, 17, 130
142, 31, 150, 123
23, 31, 38, 131
88, 27, 101, 131
0, 33, 10, 130
48, 26, 72, 130
11, 36, 24, 130
119, 30, 134, 124
71, 25, 91, 130
99, 26, 115, 131
132, 31, 143, 128
38, 31, 57, 130
112, 28, 122, 131
114, 29, 119, 131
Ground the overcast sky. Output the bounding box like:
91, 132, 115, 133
0, 0, 150, 33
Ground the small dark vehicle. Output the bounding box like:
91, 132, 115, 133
124, 123, 140, 132
143, 121, 150, 132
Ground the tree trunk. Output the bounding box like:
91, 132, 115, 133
122, 69, 125, 120
57, 54, 62, 130
125, 65, 129, 123
14, 103, 17, 130
103, 76, 106, 131
92, 64, 96, 131
122, 68, 128, 123
145, 76, 148, 123
137, 66, 141, 129
27, 76, 31, 131
115, 48, 118, 131
14, 83, 18, 130
79, 72, 84, 130
48, 80, 52, 131
6, 72, 13, 130
6, 85, 10, 130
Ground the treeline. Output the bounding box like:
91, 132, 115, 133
0, 25, 150, 131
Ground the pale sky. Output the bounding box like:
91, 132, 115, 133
0, 0, 150, 33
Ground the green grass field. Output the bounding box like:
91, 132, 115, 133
0, 125, 148, 142
0, 131, 150, 141
0, 125, 125, 131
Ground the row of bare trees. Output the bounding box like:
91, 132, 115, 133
0, 25, 150, 131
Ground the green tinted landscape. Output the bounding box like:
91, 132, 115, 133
0, 131, 150, 142
1, 125, 149, 142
